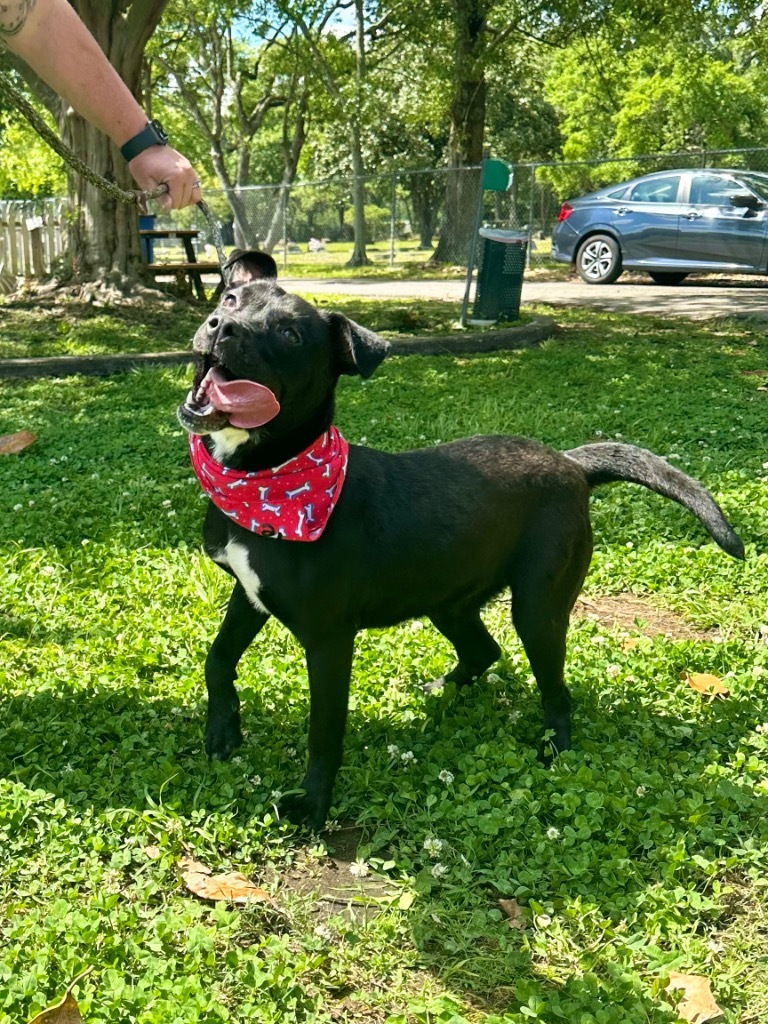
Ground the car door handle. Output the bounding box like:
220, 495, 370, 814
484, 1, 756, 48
615, 207, 629, 216
686, 210, 702, 220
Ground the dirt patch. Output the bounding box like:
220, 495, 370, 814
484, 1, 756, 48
573, 592, 714, 642
280, 824, 395, 923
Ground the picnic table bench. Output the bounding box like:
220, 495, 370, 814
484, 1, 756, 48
140, 227, 222, 300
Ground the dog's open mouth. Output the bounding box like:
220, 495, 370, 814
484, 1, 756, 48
178, 358, 281, 434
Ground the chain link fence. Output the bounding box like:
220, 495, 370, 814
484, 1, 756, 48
6, 147, 768, 276
185, 146, 768, 271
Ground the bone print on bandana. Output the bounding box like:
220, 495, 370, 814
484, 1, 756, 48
189, 427, 349, 541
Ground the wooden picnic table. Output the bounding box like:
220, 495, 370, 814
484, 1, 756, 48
140, 227, 222, 300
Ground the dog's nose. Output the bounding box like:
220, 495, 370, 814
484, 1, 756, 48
206, 315, 235, 345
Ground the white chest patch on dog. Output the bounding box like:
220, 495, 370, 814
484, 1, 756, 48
210, 427, 252, 463
214, 540, 270, 614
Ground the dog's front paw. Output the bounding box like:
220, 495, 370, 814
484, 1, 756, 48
277, 790, 329, 832
205, 713, 243, 761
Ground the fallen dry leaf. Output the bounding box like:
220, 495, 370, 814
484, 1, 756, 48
685, 672, 729, 699
665, 972, 724, 1024
0, 430, 36, 455
498, 898, 526, 930
28, 994, 81, 1024
180, 856, 272, 904
622, 637, 640, 652
28, 967, 93, 1024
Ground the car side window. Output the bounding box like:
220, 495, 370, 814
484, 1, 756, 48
689, 174, 737, 206
628, 175, 681, 203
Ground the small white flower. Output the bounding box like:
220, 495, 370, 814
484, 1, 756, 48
314, 923, 334, 941
438, 769, 454, 785
13, 503, 22, 512
410, 620, 424, 632
90, 472, 99, 480
636, 785, 648, 798
486, 672, 503, 684
62, 763, 74, 773
752, 665, 765, 678
349, 859, 369, 878
28, 500, 34, 507
590, 635, 607, 645
508, 709, 522, 724
546, 826, 560, 840
431, 863, 449, 878
607, 664, 621, 679
400, 750, 416, 763
423, 836, 444, 857
232, 756, 243, 765
166, 510, 176, 517
387, 744, 400, 757
270, 789, 282, 802
286, 747, 297, 758
162, 499, 172, 507
249, 775, 262, 786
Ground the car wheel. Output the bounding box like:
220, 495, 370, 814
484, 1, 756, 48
647, 271, 688, 285
576, 234, 622, 284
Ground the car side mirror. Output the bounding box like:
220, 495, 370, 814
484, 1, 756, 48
729, 192, 763, 211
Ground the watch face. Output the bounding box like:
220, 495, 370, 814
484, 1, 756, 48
151, 120, 168, 144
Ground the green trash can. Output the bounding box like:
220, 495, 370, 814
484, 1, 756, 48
472, 228, 528, 323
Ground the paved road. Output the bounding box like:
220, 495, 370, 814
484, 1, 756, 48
283, 274, 768, 319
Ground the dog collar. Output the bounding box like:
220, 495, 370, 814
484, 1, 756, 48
189, 428, 349, 542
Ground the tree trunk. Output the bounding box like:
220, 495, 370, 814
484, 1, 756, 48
345, 0, 371, 267
263, 84, 308, 253
64, 1, 170, 286
430, 0, 487, 265
346, 120, 371, 266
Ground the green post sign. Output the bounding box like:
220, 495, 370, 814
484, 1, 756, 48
481, 158, 511, 192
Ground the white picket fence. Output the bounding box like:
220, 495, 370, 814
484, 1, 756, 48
0, 198, 68, 285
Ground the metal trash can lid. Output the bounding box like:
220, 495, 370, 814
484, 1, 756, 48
478, 228, 527, 244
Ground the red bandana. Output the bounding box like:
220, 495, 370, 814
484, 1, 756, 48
189, 427, 349, 541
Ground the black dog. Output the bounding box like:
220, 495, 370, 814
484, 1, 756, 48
177, 250, 744, 830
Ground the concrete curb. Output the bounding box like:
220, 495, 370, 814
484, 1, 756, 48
0, 316, 555, 380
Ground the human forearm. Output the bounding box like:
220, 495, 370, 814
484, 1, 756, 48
2, 0, 146, 146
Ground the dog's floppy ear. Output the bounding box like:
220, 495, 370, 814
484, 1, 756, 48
325, 312, 390, 379
223, 249, 278, 286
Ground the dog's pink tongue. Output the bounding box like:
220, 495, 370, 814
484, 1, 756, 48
207, 369, 280, 429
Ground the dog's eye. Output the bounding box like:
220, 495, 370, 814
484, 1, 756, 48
222, 293, 237, 308
279, 326, 301, 345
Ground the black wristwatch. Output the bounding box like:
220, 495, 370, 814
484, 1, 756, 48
120, 119, 169, 162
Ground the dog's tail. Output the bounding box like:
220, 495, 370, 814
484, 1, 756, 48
564, 442, 744, 560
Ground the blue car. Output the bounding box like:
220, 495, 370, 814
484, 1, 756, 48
551, 167, 768, 284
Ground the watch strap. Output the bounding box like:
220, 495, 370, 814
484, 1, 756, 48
120, 120, 168, 162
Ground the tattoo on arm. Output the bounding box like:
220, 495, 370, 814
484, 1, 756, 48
0, 0, 37, 37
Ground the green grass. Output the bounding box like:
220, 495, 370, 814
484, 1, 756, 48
1, 306, 768, 1022
0, 297, 539, 360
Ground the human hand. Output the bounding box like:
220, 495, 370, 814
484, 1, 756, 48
128, 146, 202, 210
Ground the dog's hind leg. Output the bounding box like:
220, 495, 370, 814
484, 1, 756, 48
509, 524, 592, 754
279, 630, 356, 831
429, 608, 501, 688
205, 582, 269, 761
